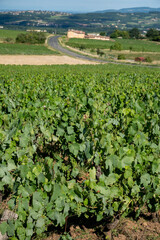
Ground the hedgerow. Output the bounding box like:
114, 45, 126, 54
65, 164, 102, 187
16, 32, 46, 44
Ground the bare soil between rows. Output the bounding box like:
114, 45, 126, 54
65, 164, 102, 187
43, 211, 160, 240
0, 55, 98, 65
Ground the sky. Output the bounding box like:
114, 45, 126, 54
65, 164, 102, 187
0, 0, 160, 12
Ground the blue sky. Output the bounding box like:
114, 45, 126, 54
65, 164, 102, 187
0, 0, 160, 12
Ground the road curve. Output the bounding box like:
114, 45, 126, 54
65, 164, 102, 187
48, 36, 108, 63
48, 36, 160, 67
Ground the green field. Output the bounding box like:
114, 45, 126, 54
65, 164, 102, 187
115, 52, 160, 61
117, 38, 160, 52
0, 64, 159, 239
0, 43, 59, 55
65, 37, 160, 52
0, 29, 26, 41
0, 29, 59, 55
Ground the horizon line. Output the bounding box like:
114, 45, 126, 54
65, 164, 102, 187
0, 6, 160, 13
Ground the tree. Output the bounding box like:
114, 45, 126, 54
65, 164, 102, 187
146, 28, 159, 38
117, 54, 126, 60
100, 32, 106, 36
121, 31, 130, 39
16, 33, 26, 43
96, 48, 105, 57
129, 28, 140, 39
110, 42, 122, 51
129, 46, 133, 52
110, 30, 129, 39
146, 28, 160, 41
110, 30, 119, 38
79, 45, 85, 51
16, 32, 46, 44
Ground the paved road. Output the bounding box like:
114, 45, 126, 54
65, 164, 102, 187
48, 36, 109, 63
48, 36, 160, 67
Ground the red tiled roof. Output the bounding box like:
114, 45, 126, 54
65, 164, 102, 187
68, 29, 85, 34
135, 57, 145, 62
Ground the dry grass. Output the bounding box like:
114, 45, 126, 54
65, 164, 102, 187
0, 55, 98, 65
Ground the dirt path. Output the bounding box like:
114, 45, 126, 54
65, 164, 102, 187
0, 55, 98, 65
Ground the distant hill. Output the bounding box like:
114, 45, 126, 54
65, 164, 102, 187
95, 7, 160, 13
0, 9, 160, 33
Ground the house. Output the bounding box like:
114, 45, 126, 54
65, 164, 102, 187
67, 29, 110, 41
67, 29, 85, 39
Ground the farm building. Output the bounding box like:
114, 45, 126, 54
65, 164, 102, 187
85, 34, 110, 41
67, 29, 85, 39
67, 29, 110, 41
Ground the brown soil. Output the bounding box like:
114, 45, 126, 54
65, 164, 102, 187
0, 55, 98, 65
44, 212, 160, 240
45, 233, 61, 240
69, 225, 99, 240
111, 217, 160, 240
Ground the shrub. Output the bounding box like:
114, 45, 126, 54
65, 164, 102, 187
110, 30, 130, 39
117, 54, 126, 60
16, 32, 46, 44
152, 36, 160, 42
90, 48, 95, 53
129, 28, 140, 39
145, 57, 152, 63
146, 28, 160, 40
96, 48, 105, 57
96, 48, 100, 55
110, 42, 122, 51
79, 45, 85, 50
5, 37, 13, 43
99, 51, 105, 57
129, 46, 133, 52
100, 32, 106, 36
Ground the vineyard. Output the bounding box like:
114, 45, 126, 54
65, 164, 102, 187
0, 64, 160, 239
65, 38, 160, 52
